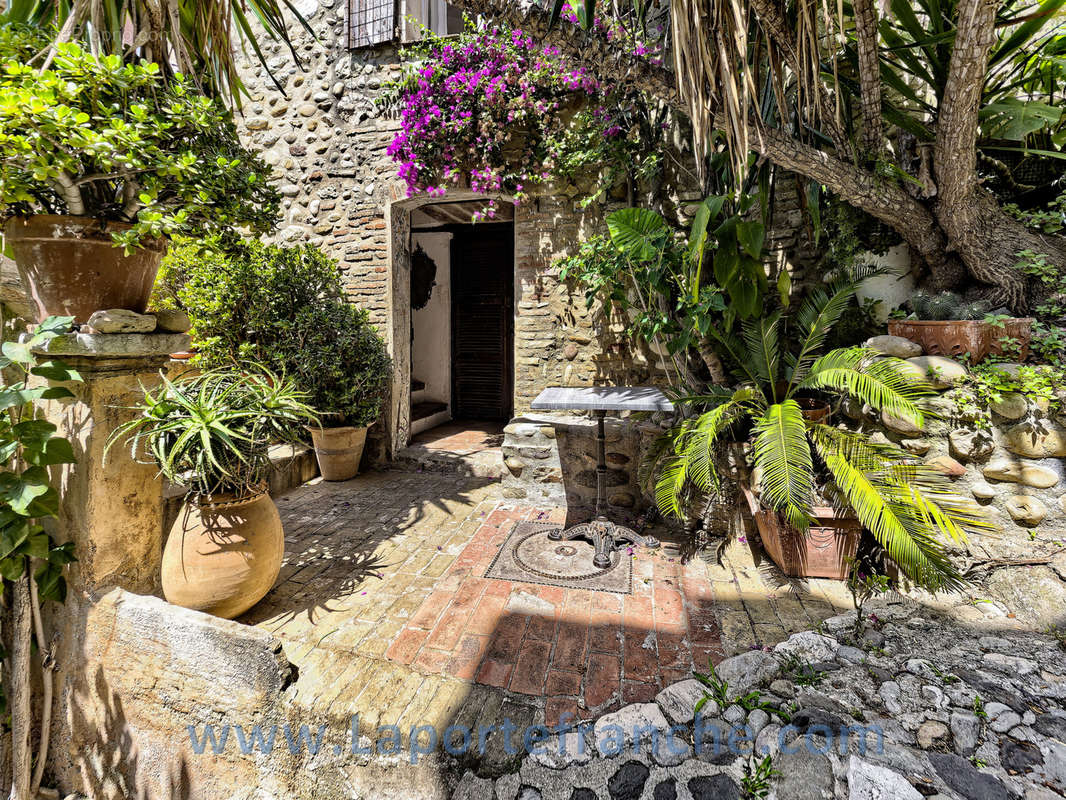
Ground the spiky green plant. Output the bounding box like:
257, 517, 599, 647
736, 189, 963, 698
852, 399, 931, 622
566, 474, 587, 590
108, 367, 317, 499
652, 278, 991, 592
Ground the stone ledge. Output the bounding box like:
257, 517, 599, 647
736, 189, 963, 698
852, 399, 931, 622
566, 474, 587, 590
24, 331, 191, 358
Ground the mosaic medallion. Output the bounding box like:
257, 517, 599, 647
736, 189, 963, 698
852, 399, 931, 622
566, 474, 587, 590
484, 521, 632, 594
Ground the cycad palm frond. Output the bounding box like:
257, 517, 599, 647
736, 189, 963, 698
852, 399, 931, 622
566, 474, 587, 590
786, 278, 858, 385
752, 399, 813, 530
809, 425, 984, 592
654, 393, 747, 518
799, 347, 934, 425
742, 313, 782, 392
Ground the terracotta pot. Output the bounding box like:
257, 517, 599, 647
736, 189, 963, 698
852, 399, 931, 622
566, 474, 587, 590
796, 397, 831, 424
162, 491, 284, 619
741, 486, 861, 580
3, 214, 165, 322
887, 319, 989, 361
309, 425, 367, 481
988, 317, 1033, 360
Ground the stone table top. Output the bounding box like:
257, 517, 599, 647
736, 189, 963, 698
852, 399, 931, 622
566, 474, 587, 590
530, 386, 674, 413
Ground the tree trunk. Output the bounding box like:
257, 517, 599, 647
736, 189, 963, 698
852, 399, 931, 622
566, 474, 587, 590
443, 0, 1064, 311
7, 574, 32, 800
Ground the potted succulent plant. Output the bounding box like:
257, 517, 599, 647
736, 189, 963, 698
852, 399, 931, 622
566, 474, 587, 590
152, 240, 393, 481
0, 33, 278, 322
109, 368, 316, 619
651, 278, 991, 588
887, 291, 1033, 362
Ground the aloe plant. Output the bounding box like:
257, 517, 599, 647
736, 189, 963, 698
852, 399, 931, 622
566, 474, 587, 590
109, 368, 317, 499
652, 277, 990, 591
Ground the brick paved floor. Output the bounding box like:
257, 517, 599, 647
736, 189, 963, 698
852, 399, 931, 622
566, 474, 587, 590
246, 470, 857, 739
409, 421, 505, 455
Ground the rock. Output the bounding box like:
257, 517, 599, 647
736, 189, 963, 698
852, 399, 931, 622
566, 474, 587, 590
747, 708, 770, 736
879, 681, 903, 715
516, 788, 541, 800
982, 458, 1060, 488
454, 771, 494, 800
1004, 495, 1047, 526
723, 704, 746, 726
928, 752, 1013, 800
971, 481, 997, 500
1004, 421, 1066, 458
151, 308, 192, 333
986, 701, 1023, 733
530, 731, 593, 769
774, 631, 840, 663
905, 355, 968, 389
1000, 739, 1042, 775
916, 720, 949, 749
882, 410, 923, 436
869, 431, 892, 447
594, 704, 670, 757
687, 775, 740, 800
982, 652, 1038, 676
925, 455, 967, 478
655, 679, 708, 726
652, 736, 691, 767
951, 711, 980, 755
990, 392, 1029, 419
756, 723, 782, 757
847, 756, 923, 800
713, 650, 781, 700
651, 779, 677, 800
87, 309, 156, 334
1046, 741, 1066, 791
774, 749, 833, 800
1033, 711, 1066, 743
607, 761, 649, 800
866, 335, 923, 358
949, 428, 994, 462
901, 438, 932, 455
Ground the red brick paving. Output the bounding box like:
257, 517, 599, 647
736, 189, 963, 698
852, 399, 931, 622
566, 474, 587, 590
386, 504, 725, 717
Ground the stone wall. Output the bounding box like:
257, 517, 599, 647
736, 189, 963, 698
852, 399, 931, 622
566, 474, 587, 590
500, 412, 666, 517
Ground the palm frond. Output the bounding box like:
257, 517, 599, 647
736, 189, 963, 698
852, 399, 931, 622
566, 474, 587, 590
799, 347, 934, 425
785, 278, 858, 386
751, 399, 813, 530
742, 313, 782, 394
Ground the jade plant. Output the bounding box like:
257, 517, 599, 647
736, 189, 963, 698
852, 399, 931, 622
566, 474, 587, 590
650, 277, 991, 592
0, 30, 278, 249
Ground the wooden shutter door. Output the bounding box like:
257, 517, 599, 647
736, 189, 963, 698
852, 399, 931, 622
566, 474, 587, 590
451, 226, 514, 420
347, 0, 398, 49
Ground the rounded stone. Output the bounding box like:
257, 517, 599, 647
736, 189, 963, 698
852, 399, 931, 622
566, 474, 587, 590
926, 455, 967, 478
1004, 422, 1066, 458
971, 481, 997, 500
865, 334, 923, 358
901, 438, 931, 455
905, 355, 969, 389
87, 308, 157, 334
608, 492, 635, 508
151, 308, 192, 333
917, 719, 950, 749
982, 458, 1060, 488
949, 428, 995, 462
990, 392, 1029, 420
505, 457, 525, 475
1004, 495, 1047, 526
882, 410, 923, 436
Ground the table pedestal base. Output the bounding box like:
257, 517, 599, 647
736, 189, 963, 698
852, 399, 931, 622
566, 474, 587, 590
548, 517, 659, 569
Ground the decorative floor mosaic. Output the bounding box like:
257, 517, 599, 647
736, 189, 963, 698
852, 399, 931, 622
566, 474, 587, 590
483, 520, 633, 594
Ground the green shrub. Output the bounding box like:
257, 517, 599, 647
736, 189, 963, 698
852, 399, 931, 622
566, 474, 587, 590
156, 239, 392, 427
0, 29, 278, 249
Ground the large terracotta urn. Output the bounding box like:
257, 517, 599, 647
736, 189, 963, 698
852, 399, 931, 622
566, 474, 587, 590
162, 491, 284, 619
3, 215, 165, 322
309, 425, 368, 481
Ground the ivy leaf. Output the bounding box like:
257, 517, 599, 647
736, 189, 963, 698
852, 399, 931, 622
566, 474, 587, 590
0, 556, 25, 582
34, 561, 66, 603
0, 467, 54, 517
31, 360, 82, 383
27, 437, 76, 467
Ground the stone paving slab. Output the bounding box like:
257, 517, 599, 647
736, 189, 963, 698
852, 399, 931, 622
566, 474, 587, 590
247, 471, 860, 750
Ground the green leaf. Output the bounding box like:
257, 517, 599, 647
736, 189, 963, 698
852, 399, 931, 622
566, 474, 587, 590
1, 340, 33, 365
607, 208, 670, 261
980, 99, 1064, 141
736, 221, 765, 259
31, 360, 82, 383
0, 467, 52, 517
752, 400, 814, 531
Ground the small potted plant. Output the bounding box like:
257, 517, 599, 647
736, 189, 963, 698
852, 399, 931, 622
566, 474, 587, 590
109, 369, 316, 619
153, 240, 393, 481
0, 34, 278, 322
887, 291, 1032, 362
651, 278, 991, 587
295, 303, 393, 480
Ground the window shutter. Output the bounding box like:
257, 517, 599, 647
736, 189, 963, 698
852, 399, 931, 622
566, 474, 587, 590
347, 0, 398, 49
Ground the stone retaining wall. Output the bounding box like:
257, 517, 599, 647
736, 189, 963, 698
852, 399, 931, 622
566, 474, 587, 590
500, 413, 665, 517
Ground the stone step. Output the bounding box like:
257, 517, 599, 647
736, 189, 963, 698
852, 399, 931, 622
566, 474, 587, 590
412, 400, 448, 421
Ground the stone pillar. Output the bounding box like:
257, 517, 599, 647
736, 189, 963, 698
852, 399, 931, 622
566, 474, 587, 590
30, 332, 190, 594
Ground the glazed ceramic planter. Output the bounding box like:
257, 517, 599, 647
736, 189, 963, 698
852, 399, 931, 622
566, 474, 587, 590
3, 214, 164, 322
741, 486, 861, 580
309, 425, 368, 481
162, 491, 284, 619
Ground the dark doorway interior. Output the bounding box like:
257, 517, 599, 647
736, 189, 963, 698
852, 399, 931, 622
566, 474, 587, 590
450, 224, 514, 421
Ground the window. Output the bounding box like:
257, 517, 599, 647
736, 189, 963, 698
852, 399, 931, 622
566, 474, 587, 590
405, 0, 464, 39
347, 0, 398, 49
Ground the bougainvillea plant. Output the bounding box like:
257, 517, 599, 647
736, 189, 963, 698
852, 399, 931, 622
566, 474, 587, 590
381, 21, 666, 219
